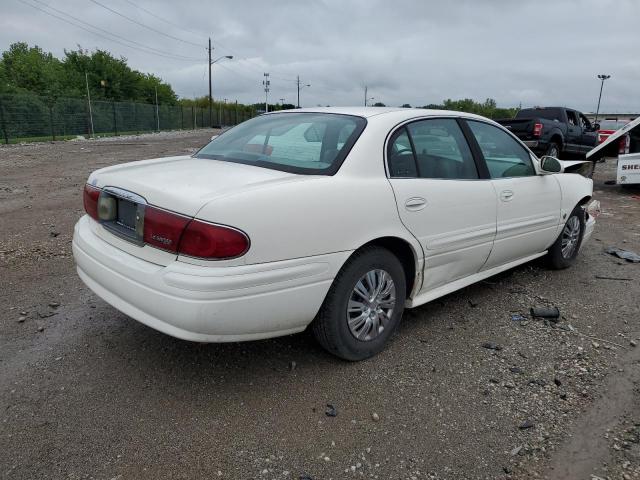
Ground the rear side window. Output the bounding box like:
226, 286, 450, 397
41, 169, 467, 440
467, 120, 536, 178
516, 108, 563, 122
388, 118, 478, 180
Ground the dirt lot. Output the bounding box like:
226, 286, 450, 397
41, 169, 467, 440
1, 130, 639, 480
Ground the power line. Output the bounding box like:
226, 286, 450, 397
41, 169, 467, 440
120, 0, 206, 38
16, 0, 202, 62
25, 0, 202, 61
88, 0, 204, 48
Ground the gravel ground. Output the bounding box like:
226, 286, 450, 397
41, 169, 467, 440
0, 130, 639, 480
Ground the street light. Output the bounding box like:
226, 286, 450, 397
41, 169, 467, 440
296, 76, 311, 108
208, 36, 233, 128
594, 74, 611, 124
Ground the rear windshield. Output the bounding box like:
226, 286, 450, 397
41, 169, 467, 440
516, 108, 564, 122
195, 113, 367, 175
599, 120, 627, 130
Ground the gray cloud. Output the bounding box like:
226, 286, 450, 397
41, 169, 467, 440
2, 0, 639, 112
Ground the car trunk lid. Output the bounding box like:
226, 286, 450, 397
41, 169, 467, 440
88, 156, 298, 265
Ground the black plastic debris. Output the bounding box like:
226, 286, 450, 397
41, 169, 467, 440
605, 246, 640, 263
530, 306, 560, 320
325, 404, 337, 417
511, 313, 526, 321
481, 342, 502, 351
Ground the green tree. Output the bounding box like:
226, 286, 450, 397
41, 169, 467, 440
1, 42, 65, 101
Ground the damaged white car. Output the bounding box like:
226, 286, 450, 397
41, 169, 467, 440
73, 108, 595, 360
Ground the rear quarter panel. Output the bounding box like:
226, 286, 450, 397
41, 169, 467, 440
193, 174, 420, 266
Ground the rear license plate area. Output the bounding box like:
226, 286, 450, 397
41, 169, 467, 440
115, 198, 138, 232
98, 189, 146, 244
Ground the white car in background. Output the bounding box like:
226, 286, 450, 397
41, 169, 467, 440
73, 107, 595, 360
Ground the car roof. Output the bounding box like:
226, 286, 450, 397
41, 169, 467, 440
271, 106, 489, 122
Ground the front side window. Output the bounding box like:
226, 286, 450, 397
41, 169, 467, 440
388, 118, 478, 180
467, 120, 536, 178
195, 113, 366, 175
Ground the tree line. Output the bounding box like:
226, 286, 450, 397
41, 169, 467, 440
0, 42, 178, 105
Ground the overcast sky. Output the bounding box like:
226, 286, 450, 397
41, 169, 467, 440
2, 0, 639, 112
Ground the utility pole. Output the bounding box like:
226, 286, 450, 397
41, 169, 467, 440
364, 86, 367, 107
263, 73, 270, 113
208, 37, 213, 128
594, 74, 611, 124
85, 71, 94, 137
296, 76, 311, 108
154, 85, 159, 131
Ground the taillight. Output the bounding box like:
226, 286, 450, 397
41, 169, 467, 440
179, 220, 250, 259
83, 184, 100, 220
141, 206, 249, 259
620, 134, 630, 155
533, 123, 543, 137
143, 206, 190, 253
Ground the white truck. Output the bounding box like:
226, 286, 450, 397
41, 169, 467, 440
587, 116, 640, 185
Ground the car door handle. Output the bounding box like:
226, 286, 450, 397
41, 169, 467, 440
500, 190, 514, 202
405, 197, 427, 211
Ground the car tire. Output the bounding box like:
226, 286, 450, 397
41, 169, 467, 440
312, 246, 406, 361
545, 205, 585, 270
546, 142, 561, 159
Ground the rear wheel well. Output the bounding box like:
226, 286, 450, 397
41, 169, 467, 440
578, 195, 591, 206
355, 237, 417, 299
549, 134, 563, 149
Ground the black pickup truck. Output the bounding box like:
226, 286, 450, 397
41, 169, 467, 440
497, 107, 599, 159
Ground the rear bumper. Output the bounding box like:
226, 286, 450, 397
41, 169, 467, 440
73, 215, 348, 342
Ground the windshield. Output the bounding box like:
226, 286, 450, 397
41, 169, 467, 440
195, 112, 367, 175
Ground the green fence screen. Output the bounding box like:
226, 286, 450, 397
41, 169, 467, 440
0, 93, 256, 144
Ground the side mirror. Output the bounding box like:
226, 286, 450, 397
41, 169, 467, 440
539, 155, 563, 174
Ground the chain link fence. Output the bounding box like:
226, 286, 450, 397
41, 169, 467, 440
0, 93, 256, 144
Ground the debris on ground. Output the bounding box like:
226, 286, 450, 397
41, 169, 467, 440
530, 306, 560, 320
595, 275, 633, 281
511, 313, 527, 321
481, 342, 503, 351
519, 420, 535, 430
605, 246, 640, 263
325, 404, 337, 417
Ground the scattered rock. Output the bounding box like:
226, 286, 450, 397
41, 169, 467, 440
510, 445, 522, 456
17, 316, 26, 323
325, 404, 337, 417
37, 326, 44, 332
631, 340, 637, 348
509, 367, 523, 374
482, 342, 502, 351
371, 412, 380, 422
48, 301, 60, 308
554, 377, 562, 387
49, 231, 60, 238
519, 420, 535, 430
289, 361, 297, 371
592, 341, 600, 349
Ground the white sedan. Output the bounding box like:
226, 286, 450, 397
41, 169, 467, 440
73, 107, 595, 360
